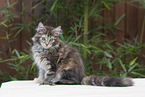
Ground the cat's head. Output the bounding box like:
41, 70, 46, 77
32, 22, 62, 49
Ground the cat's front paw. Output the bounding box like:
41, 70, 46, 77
48, 78, 59, 85
40, 80, 55, 85
34, 78, 43, 83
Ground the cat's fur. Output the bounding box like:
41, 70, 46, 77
31, 22, 133, 86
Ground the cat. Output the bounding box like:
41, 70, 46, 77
31, 22, 133, 86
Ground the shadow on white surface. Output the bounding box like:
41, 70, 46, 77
0, 78, 145, 97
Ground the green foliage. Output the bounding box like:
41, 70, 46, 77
0, 0, 18, 26
89, 35, 145, 77
0, 0, 145, 86
0, 49, 37, 86
115, 38, 145, 77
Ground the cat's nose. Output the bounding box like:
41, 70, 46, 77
46, 44, 49, 46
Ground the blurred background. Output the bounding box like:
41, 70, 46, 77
0, 0, 145, 86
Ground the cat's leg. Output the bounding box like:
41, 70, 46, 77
34, 68, 45, 83
49, 61, 76, 84
42, 72, 80, 85
44, 70, 55, 79
41, 74, 55, 85
59, 78, 80, 84
36, 58, 51, 83
49, 68, 63, 84
37, 69, 55, 85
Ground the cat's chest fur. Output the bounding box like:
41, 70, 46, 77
31, 43, 73, 70
31, 43, 54, 70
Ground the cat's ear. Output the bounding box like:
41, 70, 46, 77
56, 26, 61, 29
36, 22, 46, 33
53, 26, 62, 37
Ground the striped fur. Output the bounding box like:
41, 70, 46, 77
31, 22, 133, 86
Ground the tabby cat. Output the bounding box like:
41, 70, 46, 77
31, 22, 133, 86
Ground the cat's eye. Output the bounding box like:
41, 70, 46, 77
39, 28, 46, 32
50, 38, 53, 41
35, 37, 39, 40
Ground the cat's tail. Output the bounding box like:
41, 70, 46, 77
81, 75, 133, 87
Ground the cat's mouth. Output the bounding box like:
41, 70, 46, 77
43, 45, 52, 49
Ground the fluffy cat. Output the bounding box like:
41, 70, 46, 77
31, 22, 133, 86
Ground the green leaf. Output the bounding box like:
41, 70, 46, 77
50, 0, 58, 12
119, 60, 127, 72
131, 71, 145, 77
0, 33, 11, 40
31, 62, 35, 70
85, 48, 91, 54
1, 22, 8, 27
10, 77, 18, 81
107, 59, 112, 69
106, 44, 113, 51
0, 58, 17, 63
103, 1, 110, 10
89, 4, 99, 16
129, 57, 138, 66
9, 1, 17, 8
13, 27, 24, 38
114, 14, 126, 26
12, 49, 20, 59
0, 7, 7, 12
26, 40, 32, 46
7, 63, 25, 71
7, 0, 10, 7
104, 51, 113, 58
128, 63, 138, 72
121, 72, 127, 77
32, 0, 46, 9
73, 35, 82, 43
0, 36, 8, 39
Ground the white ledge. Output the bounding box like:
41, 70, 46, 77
0, 78, 145, 97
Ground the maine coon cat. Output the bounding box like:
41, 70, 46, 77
31, 22, 133, 86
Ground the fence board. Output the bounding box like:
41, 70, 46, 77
21, 0, 32, 51
33, 0, 44, 19
126, 0, 138, 40
0, 0, 22, 76
137, 4, 145, 43
115, 2, 125, 43
104, 5, 115, 41
0, 0, 9, 74
137, 3, 145, 63
9, 0, 21, 51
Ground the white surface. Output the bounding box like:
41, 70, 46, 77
0, 78, 145, 97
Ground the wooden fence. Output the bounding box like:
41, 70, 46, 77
0, 0, 145, 76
